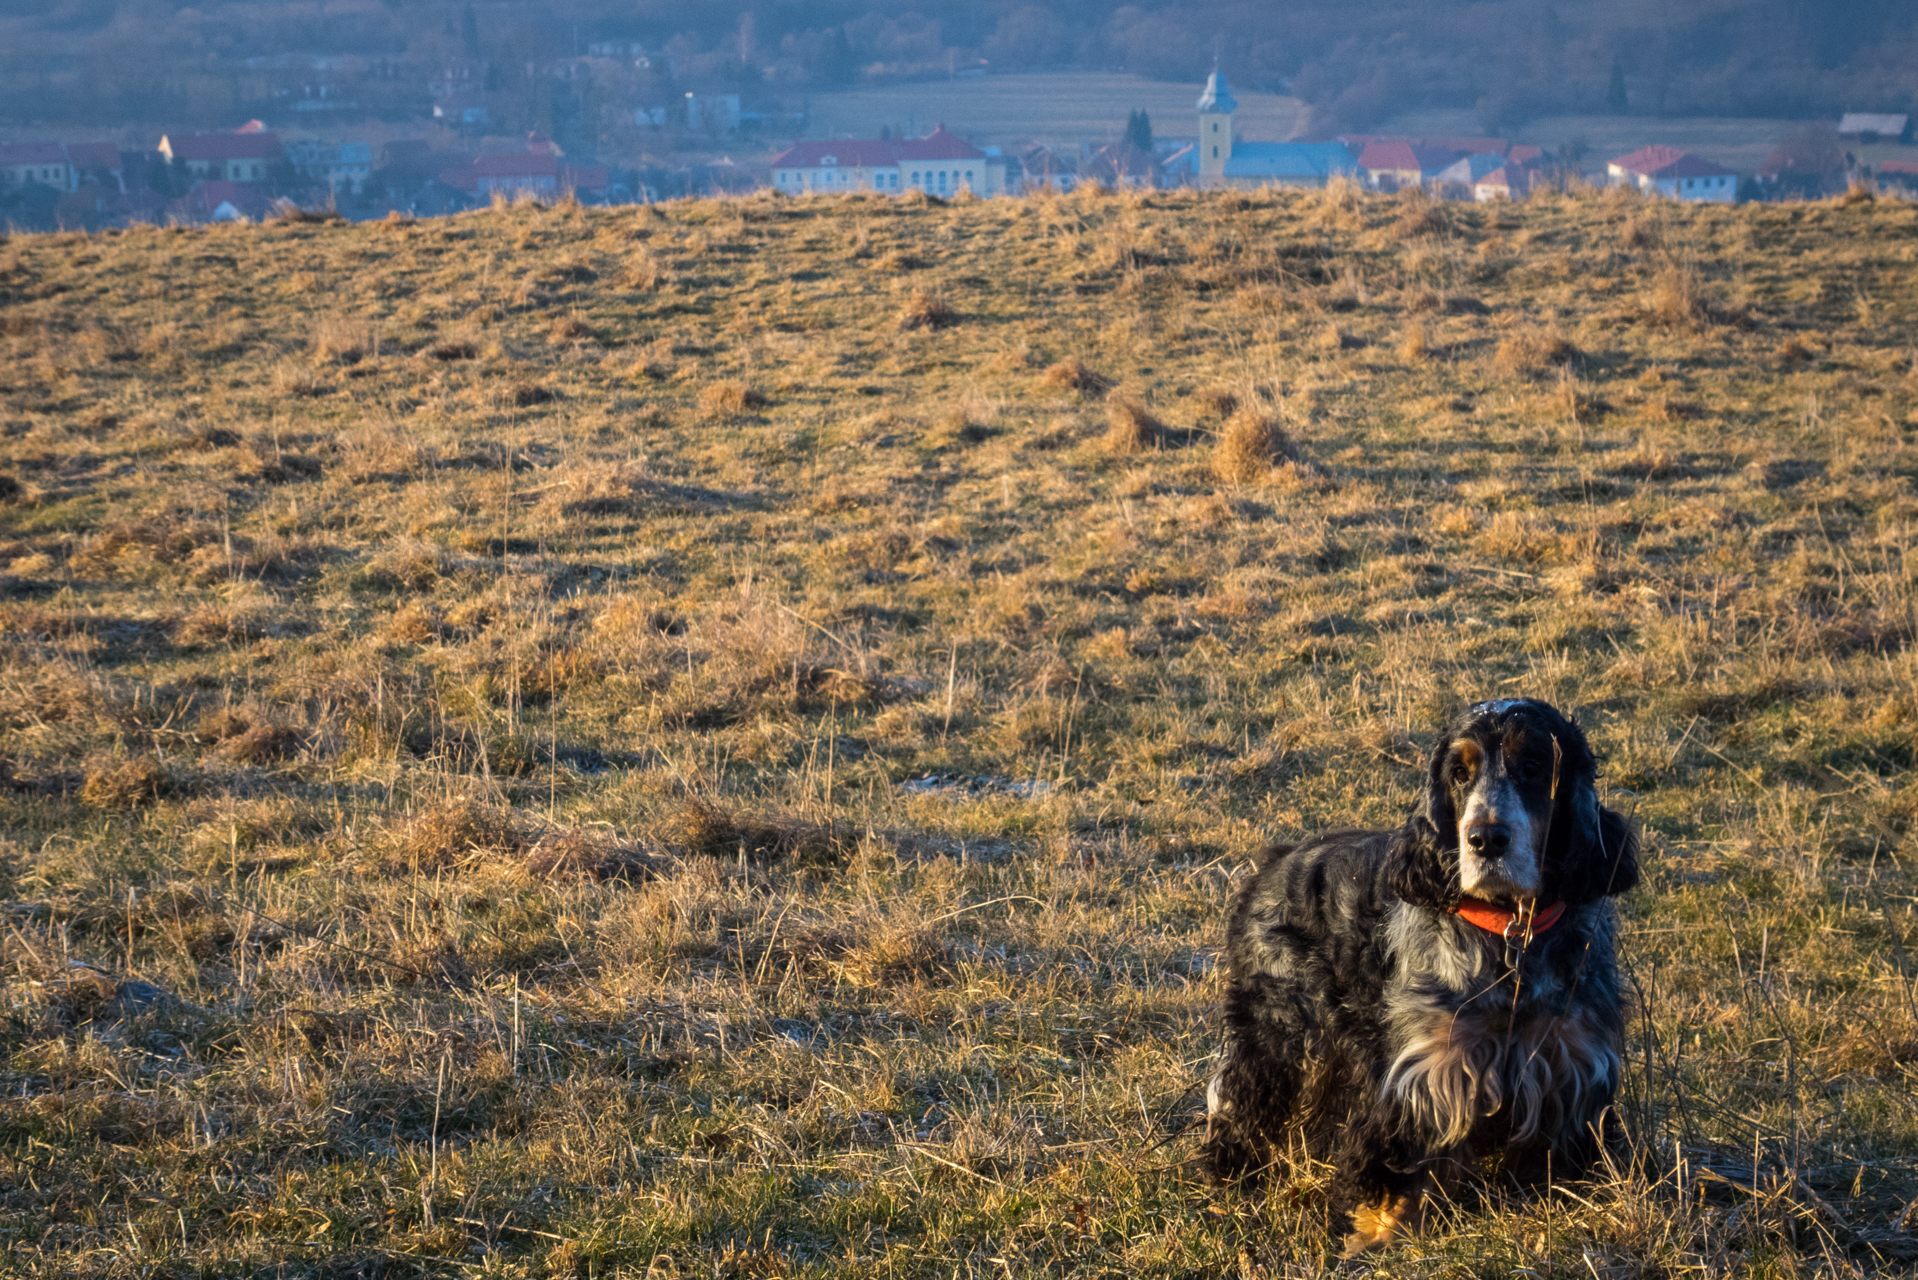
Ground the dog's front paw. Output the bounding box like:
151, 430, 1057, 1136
1338, 1191, 1425, 1259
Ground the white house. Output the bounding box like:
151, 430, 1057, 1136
1607, 146, 1737, 203
769, 125, 1007, 197
286, 140, 372, 194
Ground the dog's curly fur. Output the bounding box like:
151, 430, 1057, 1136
1202, 698, 1640, 1255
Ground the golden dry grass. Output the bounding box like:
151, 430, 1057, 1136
1, 185, 1918, 1276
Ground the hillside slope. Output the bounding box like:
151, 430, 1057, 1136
4, 186, 1918, 1274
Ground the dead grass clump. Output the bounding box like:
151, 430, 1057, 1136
1212, 408, 1294, 484
80, 754, 179, 808
875, 249, 922, 272
505, 381, 556, 408
1492, 330, 1580, 378
1315, 323, 1354, 351
363, 541, 442, 591
312, 316, 375, 364
698, 381, 766, 419
272, 362, 328, 397
661, 798, 840, 866
619, 253, 663, 290
1040, 358, 1113, 398
547, 315, 593, 344
389, 799, 527, 871
896, 289, 956, 331
1646, 262, 1709, 330
1621, 215, 1662, 251
523, 829, 669, 882
1198, 387, 1240, 420
1389, 192, 1447, 239
1777, 335, 1815, 366
835, 918, 944, 987
1102, 398, 1165, 454
382, 600, 446, 644
1473, 510, 1559, 563
420, 340, 477, 361
1398, 324, 1431, 362
1840, 181, 1876, 206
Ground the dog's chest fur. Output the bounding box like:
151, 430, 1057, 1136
1380, 903, 1622, 1148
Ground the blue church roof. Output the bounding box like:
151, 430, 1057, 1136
1216, 141, 1358, 178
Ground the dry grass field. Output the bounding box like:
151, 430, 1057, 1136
2, 180, 1918, 1277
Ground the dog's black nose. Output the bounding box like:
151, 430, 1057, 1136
1466, 822, 1511, 856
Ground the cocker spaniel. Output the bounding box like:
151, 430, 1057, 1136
1203, 698, 1639, 1256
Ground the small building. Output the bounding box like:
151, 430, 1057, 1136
1838, 113, 1911, 144
0, 142, 72, 191
1432, 152, 1508, 194
158, 129, 282, 182
1355, 139, 1466, 192
1472, 164, 1531, 201
177, 179, 270, 223
769, 126, 1007, 197
63, 142, 124, 190
1607, 145, 1737, 202
433, 96, 490, 130
286, 141, 372, 195
1877, 159, 1918, 192
438, 142, 609, 200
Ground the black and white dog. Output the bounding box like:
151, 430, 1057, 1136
1203, 699, 1639, 1256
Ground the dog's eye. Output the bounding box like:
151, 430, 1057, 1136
1517, 759, 1544, 781
1449, 763, 1472, 784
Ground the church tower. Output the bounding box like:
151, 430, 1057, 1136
1197, 70, 1236, 186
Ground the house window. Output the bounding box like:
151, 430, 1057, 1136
1212, 146, 1218, 158
938, 171, 947, 190
1211, 122, 1217, 132
965, 170, 973, 181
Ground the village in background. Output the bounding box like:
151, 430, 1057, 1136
0, 39, 1914, 228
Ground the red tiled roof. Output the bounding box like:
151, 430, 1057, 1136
1611, 145, 1734, 179
64, 142, 122, 172
1356, 139, 1461, 173
770, 139, 903, 167
0, 142, 68, 166
1507, 144, 1544, 166
163, 132, 282, 162
894, 126, 986, 161
474, 152, 560, 178
770, 125, 986, 169
1356, 139, 1418, 170
1880, 160, 1918, 175
1474, 165, 1524, 189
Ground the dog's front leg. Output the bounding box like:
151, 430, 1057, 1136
1329, 1114, 1433, 1258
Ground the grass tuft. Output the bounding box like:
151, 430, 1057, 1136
1101, 398, 1165, 454
1211, 406, 1294, 483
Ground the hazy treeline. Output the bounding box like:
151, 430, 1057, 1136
0, 0, 1911, 134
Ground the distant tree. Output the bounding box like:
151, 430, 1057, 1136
806, 27, 858, 86
461, 3, 480, 58
1125, 108, 1152, 152
143, 153, 173, 196
1606, 57, 1627, 113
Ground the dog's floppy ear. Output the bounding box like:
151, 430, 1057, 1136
1386, 728, 1462, 910
1544, 719, 1640, 905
